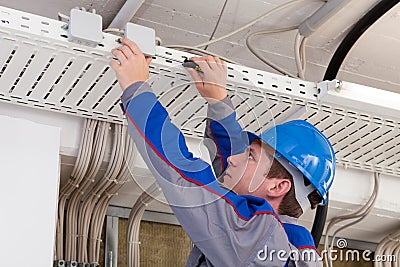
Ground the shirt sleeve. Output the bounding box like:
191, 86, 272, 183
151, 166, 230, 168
121, 82, 293, 266
203, 97, 247, 177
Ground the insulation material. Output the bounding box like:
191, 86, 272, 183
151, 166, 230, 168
117, 219, 191, 267
139, 221, 192, 267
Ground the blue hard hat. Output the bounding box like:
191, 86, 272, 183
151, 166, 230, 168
243, 120, 336, 204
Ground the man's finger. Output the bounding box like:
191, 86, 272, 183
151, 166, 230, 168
193, 59, 211, 74
205, 55, 221, 71
109, 59, 120, 70
221, 60, 227, 67
189, 56, 201, 62
145, 56, 152, 65
186, 67, 202, 81
111, 49, 128, 64
118, 45, 135, 59
214, 57, 224, 69
120, 38, 143, 56
186, 68, 204, 89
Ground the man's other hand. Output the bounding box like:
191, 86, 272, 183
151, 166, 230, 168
109, 38, 152, 91
186, 56, 227, 104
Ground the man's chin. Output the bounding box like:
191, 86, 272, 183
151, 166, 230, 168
221, 178, 235, 191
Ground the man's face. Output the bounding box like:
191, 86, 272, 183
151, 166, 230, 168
222, 139, 275, 197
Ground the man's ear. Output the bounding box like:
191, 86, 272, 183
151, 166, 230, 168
265, 178, 291, 197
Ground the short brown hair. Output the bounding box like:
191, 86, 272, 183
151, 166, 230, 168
267, 158, 322, 218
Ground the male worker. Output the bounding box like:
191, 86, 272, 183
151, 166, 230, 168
186, 56, 333, 267
110, 38, 335, 266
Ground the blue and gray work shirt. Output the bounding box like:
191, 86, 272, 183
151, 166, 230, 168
121, 82, 322, 266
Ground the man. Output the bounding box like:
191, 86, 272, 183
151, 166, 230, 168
186, 56, 334, 267
110, 38, 335, 266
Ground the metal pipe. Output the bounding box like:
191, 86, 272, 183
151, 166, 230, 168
108, 0, 145, 29
299, 0, 352, 37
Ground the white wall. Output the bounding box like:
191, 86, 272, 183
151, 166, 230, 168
0, 115, 61, 267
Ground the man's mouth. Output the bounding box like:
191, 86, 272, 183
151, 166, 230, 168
218, 170, 231, 183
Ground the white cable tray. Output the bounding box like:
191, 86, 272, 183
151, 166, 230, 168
0, 6, 399, 177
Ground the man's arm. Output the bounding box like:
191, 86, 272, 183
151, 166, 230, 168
186, 57, 246, 177
203, 98, 246, 177
111, 40, 293, 266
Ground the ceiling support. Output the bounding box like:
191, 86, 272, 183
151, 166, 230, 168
108, 0, 145, 30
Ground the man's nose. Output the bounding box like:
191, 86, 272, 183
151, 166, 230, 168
227, 155, 234, 166
227, 153, 241, 166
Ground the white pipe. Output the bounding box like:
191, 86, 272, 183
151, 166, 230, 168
299, 0, 352, 37
375, 231, 400, 267
108, 0, 145, 30
394, 245, 400, 267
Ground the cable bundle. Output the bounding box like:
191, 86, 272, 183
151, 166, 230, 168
88, 126, 136, 263
127, 182, 161, 267
374, 229, 400, 267
56, 119, 98, 261
324, 173, 380, 267
65, 121, 110, 262
79, 122, 124, 263
55, 121, 137, 266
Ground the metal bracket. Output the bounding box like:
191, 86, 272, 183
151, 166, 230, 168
316, 79, 342, 101
105, 216, 119, 267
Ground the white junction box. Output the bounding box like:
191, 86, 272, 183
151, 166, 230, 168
68, 9, 103, 47
125, 22, 156, 56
